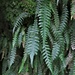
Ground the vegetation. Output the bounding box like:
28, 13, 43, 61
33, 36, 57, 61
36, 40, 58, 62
0, 0, 75, 75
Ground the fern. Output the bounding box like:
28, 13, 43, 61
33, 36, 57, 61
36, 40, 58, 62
51, 2, 59, 29
26, 20, 39, 67
52, 42, 60, 60
13, 12, 30, 33
9, 47, 16, 68
9, 12, 29, 69
64, 31, 70, 50
18, 27, 25, 47
9, 27, 21, 68
59, 6, 68, 33
38, 0, 51, 45
42, 41, 52, 73
12, 26, 21, 48
5, 0, 71, 74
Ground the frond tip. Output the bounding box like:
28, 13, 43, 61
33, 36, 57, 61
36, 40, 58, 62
42, 41, 52, 73
9, 47, 16, 68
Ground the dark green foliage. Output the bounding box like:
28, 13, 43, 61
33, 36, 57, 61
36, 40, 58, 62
1, 0, 75, 75
0, 0, 35, 24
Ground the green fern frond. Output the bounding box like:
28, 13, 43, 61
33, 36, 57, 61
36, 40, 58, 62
26, 20, 39, 67
53, 7, 59, 29
9, 47, 16, 68
38, 0, 51, 45
9, 27, 21, 68
52, 42, 60, 60
42, 41, 52, 73
49, 22, 62, 43
13, 12, 29, 33
12, 26, 21, 48
51, 2, 59, 28
59, 7, 68, 33
36, 0, 42, 15
58, 37, 65, 52
18, 27, 25, 47
53, 31, 65, 52
59, 53, 66, 69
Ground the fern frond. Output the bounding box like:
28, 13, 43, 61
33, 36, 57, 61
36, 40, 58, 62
52, 42, 60, 60
59, 53, 66, 69
9, 27, 21, 68
59, 6, 68, 33
51, 2, 59, 28
13, 12, 29, 33
9, 47, 16, 68
18, 27, 25, 47
54, 31, 65, 51
12, 26, 21, 48
26, 20, 39, 67
38, 0, 51, 45
42, 41, 52, 73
